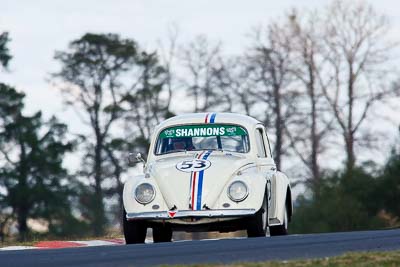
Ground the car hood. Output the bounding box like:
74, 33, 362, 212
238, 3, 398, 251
149, 151, 253, 210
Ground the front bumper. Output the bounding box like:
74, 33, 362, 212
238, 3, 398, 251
126, 209, 256, 220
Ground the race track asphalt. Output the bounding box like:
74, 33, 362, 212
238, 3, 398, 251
1, 228, 399, 267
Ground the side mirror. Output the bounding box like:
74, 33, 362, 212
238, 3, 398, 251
128, 152, 146, 166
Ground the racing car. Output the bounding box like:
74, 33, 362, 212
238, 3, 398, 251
123, 113, 292, 243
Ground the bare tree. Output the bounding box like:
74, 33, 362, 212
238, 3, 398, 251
158, 24, 180, 117
212, 56, 260, 115
279, 11, 335, 196
320, 0, 397, 174
179, 35, 226, 112
247, 23, 299, 170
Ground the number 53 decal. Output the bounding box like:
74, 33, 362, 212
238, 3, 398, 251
176, 159, 211, 172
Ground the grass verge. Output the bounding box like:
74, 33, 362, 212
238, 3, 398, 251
166, 250, 400, 267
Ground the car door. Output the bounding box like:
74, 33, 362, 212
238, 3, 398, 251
254, 126, 276, 211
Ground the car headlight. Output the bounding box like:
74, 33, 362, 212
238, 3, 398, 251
134, 183, 155, 204
227, 181, 248, 202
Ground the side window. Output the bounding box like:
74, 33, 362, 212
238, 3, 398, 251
264, 127, 273, 158
255, 128, 267, 158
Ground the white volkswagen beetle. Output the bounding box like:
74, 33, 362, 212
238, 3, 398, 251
123, 113, 292, 243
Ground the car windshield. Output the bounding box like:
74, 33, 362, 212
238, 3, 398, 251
155, 124, 250, 155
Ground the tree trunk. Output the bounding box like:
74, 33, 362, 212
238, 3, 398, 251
17, 129, 29, 240
93, 137, 105, 236
113, 155, 124, 230
273, 85, 283, 170
17, 207, 28, 241
345, 133, 355, 175
346, 63, 355, 175
308, 56, 321, 197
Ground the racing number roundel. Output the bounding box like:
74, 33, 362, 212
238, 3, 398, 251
176, 159, 211, 173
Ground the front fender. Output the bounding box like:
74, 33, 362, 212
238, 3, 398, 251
213, 166, 267, 212
269, 171, 291, 225
123, 174, 168, 214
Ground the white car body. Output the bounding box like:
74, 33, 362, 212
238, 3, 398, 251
123, 113, 292, 242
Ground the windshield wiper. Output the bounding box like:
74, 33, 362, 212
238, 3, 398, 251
205, 148, 224, 152
164, 149, 187, 154
188, 148, 224, 152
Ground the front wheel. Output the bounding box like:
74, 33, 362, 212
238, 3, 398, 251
247, 194, 268, 237
269, 204, 288, 236
123, 209, 147, 244
152, 224, 173, 243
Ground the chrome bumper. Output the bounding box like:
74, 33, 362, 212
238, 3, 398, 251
126, 209, 256, 220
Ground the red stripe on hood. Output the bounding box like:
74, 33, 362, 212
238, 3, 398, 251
204, 113, 209, 123
191, 171, 197, 210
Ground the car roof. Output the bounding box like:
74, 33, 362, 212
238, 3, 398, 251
155, 112, 262, 132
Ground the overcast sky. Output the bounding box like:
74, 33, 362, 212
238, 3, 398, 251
1, 0, 400, 165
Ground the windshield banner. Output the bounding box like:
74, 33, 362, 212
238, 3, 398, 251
159, 125, 247, 138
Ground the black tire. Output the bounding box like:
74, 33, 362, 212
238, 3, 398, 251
152, 224, 173, 243
247, 194, 268, 237
269, 204, 288, 236
123, 209, 147, 244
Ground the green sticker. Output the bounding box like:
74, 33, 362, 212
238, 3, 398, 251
159, 125, 247, 138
